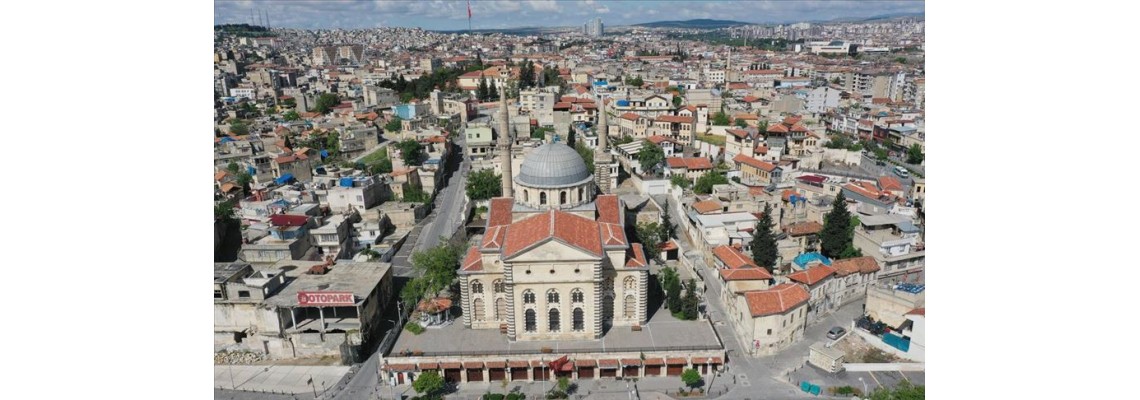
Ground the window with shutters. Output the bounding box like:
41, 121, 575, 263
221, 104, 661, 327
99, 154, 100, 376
548, 308, 560, 332
547, 290, 560, 304
571, 288, 584, 303
471, 280, 483, 294
573, 308, 585, 331
525, 309, 537, 332
523, 290, 535, 304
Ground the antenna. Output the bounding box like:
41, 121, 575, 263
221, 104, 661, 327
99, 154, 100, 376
258, 9, 263, 27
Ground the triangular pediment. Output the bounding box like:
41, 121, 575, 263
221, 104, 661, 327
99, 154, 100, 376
507, 238, 602, 262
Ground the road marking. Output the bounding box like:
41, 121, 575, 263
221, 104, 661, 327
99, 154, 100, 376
868, 371, 883, 388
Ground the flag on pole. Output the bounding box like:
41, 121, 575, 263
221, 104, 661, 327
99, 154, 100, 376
468, 0, 472, 19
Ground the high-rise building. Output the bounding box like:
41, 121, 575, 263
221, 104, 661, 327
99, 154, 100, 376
583, 17, 604, 37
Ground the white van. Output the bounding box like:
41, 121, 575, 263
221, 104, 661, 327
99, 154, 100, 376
893, 166, 909, 178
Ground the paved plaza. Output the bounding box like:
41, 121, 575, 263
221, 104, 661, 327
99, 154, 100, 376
390, 305, 723, 357
214, 365, 350, 395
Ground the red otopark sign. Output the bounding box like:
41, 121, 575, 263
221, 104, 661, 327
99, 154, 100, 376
297, 291, 355, 306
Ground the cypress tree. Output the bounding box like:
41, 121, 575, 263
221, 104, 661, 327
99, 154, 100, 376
751, 202, 778, 273
821, 191, 853, 259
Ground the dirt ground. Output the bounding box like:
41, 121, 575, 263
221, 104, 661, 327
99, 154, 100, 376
251, 355, 342, 366
834, 333, 902, 363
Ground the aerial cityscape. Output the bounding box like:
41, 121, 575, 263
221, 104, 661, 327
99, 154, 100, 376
213, 2, 926, 399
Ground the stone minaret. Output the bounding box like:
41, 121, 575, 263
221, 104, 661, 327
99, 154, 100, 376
594, 96, 613, 194
498, 88, 514, 198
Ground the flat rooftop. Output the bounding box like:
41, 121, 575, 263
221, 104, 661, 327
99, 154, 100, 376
261, 261, 391, 308
391, 306, 723, 357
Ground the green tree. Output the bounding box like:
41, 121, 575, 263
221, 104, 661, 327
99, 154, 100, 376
395, 139, 426, 166
750, 203, 778, 273
410, 242, 463, 300
236, 172, 253, 197
214, 200, 236, 221
906, 144, 924, 164
557, 376, 570, 393
660, 266, 682, 312
636, 222, 665, 262
626, 76, 644, 87
369, 158, 393, 175
615, 134, 634, 145
711, 110, 731, 126
574, 141, 595, 173
477, 77, 489, 101
681, 368, 703, 390
681, 279, 699, 320
385, 116, 403, 133
283, 110, 300, 121
226, 162, 240, 174
693, 171, 728, 194
867, 381, 924, 400
820, 191, 853, 259
488, 80, 499, 100
735, 118, 749, 128
228, 120, 249, 136
661, 199, 675, 239
412, 370, 445, 397
672, 96, 682, 108
325, 132, 340, 157
638, 140, 665, 175
314, 93, 340, 114
466, 168, 503, 201
670, 174, 691, 189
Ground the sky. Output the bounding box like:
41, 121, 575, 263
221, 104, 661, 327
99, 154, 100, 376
214, 0, 924, 31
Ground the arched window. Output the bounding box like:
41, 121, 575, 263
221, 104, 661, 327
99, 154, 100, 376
573, 308, 585, 331
571, 288, 584, 303
492, 279, 504, 294
525, 309, 537, 332
523, 290, 535, 304
495, 298, 506, 321
560, 191, 567, 205
577, 187, 583, 202
540, 192, 547, 205
548, 308, 561, 332
604, 277, 614, 292
471, 280, 484, 294
547, 289, 560, 304
623, 295, 636, 319
523, 190, 529, 202
473, 298, 485, 321
623, 276, 637, 291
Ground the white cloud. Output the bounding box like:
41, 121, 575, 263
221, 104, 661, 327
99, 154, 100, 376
596, 6, 610, 14
526, 0, 561, 12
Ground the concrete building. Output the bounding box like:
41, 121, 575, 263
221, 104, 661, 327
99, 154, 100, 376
464, 123, 495, 161
214, 260, 394, 362
851, 214, 924, 283
326, 175, 389, 214
865, 282, 924, 328
728, 283, 811, 357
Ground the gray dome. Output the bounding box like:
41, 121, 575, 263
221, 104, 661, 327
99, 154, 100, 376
515, 143, 593, 188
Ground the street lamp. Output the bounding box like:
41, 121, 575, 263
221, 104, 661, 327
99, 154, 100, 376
858, 377, 867, 396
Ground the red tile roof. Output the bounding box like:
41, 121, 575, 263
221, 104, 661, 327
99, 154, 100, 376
785, 221, 823, 236
667, 157, 713, 170
502, 211, 603, 259
214, 171, 228, 181
712, 245, 760, 269
726, 128, 749, 139
461, 247, 483, 272
906, 308, 925, 316
481, 225, 508, 250
595, 195, 621, 225
647, 135, 675, 145
692, 200, 723, 215
600, 222, 628, 247
720, 268, 773, 281
733, 113, 758, 121
625, 243, 648, 268
786, 265, 837, 286
733, 154, 777, 172
831, 256, 880, 276
766, 123, 789, 134
656, 115, 694, 124
744, 284, 811, 317
620, 112, 641, 121
878, 176, 903, 192
488, 197, 514, 226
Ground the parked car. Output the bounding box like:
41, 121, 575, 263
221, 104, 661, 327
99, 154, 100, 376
827, 327, 847, 340
893, 166, 909, 178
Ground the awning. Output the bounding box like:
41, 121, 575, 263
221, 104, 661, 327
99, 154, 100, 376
386, 364, 416, 372
575, 359, 596, 368
463, 361, 484, 369
485, 361, 506, 369
666, 357, 688, 365
710, 357, 723, 364
439, 362, 462, 369
620, 359, 641, 367
598, 359, 619, 369
418, 362, 439, 370
691, 357, 708, 364
508, 361, 530, 368
643, 358, 665, 366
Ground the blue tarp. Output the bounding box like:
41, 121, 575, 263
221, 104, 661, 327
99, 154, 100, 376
246, 166, 256, 175
275, 173, 294, 185
340, 177, 355, 187
616, 99, 630, 107
793, 252, 832, 268
219, 137, 235, 143
320, 149, 329, 158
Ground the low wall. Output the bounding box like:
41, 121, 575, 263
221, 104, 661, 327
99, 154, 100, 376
843, 362, 925, 372
850, 324, 924, 362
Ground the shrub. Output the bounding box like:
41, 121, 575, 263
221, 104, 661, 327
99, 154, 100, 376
483, 394, 505, 400
405, 321, 425, 335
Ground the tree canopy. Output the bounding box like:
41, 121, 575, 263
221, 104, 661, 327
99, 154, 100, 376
735, 118, 749, 128
681, 368, 703, 389
395, 139, 426, 166
821, 191, 854, 259
907, 144, 924, 164
401, 243, 463, 307
574, 141, 595, 173
680, 279, 699, 320
384, 116, 403, 133
750, 203, 778, 273
711, 110, 731, 126
635, 222, 666, 262
660, 266, 682, 313
867, 381, 924, 400
637, 141, 665, 175
314, 93, 340, 114
693, 171, 728, 194
228, 120, 249, 136
466, 168, 502, 201
412, 370, 444, 396
670, 174, 692, 189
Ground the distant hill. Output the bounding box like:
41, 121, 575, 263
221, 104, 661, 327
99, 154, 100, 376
827, 12, 925, 23
633, 19, 751, 29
